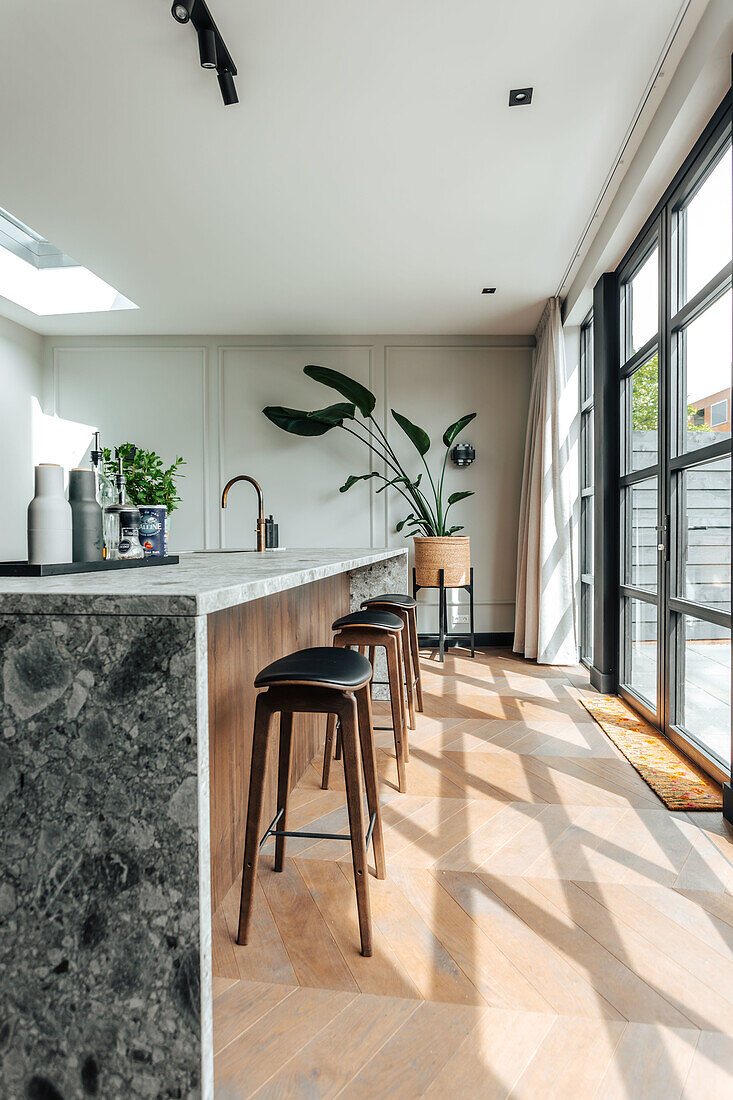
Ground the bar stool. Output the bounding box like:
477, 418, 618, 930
237, 646, 385, 957
322, 609, 408, 794
361, 593, 424, 716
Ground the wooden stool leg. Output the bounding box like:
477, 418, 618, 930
367, 646, 375, 700
321, 713, 337, 789
339, 696, 372, 956
400, 612, 417, 733
331, 633, 348, 764
409, 606, 424, 711
396, 632, 410, 762
355, 685, 386, 879
385, 636, 407, 793
237, 693, 274, 945
275, 711, 293, 872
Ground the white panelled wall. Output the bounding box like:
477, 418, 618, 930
3, 334, 533, 635
218, 345, 374, 551
383, 344, 532, 634
0, 316, 44, 561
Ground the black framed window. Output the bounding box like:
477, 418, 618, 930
597, 92, 733, 779
617, 228, 663, 719
579, 313, 594, 665
667, 123, 732, 771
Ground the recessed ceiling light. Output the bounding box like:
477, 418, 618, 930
509, 87, 533, 106
481, 287, 496, 295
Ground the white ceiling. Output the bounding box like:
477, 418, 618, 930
0, 0, 691, 336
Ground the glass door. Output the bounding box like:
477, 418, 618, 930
618, 232, 664, 724
616, 124, 732, 777
667, 138, 732, 773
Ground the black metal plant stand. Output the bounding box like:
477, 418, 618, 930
412, 566, 475, 662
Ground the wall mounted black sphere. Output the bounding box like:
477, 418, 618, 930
451, 442, 475, 467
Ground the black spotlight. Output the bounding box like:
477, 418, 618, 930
218, 70, 238, 105
451, 442, 476, 467
198, 27, 217, 69
171, 0, 196, 24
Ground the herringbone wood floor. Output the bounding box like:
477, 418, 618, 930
212, 648, 733, 1098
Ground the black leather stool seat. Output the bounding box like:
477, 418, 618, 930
361, 592, 417, 609
332, 609, 403, 632
254, 646, 372, 690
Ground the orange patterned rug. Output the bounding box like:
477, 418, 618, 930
580, 695, 723, 811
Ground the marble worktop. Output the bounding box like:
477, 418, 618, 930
0, 547, 408, 617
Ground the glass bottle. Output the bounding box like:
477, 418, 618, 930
104, 453, 131, 561
91, 432, 117, 558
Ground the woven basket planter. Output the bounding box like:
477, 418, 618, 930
413, 536, 470, 587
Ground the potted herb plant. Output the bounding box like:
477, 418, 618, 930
263, 366, 476, 585
103, 443, 185, 543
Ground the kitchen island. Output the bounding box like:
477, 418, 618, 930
0, 548, 407, 1100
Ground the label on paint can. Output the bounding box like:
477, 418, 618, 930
138, 506, 168, 558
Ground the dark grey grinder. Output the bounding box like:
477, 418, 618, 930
69, 468, 103, 561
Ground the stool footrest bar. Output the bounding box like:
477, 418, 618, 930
260, 811, 377, 848
365, 811, 377, 849
258, 808, 285, 850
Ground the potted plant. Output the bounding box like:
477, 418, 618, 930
263, 366, 475, 585
103, 443, 185, 545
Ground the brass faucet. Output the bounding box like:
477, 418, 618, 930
221, 475, 267, 552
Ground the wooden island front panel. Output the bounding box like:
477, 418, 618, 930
207, 573, 350, 909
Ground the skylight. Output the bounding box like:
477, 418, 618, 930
0, 206, 137, 316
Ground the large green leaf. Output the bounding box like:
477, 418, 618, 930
304, 365, 376, 418
263, 402, 355, 436
373, 473, 408, 494
396, 513, 428, 534
377, 472, 422, 497
340, 472, 380, 493
447, 490, 475, 506
391, 410, 430, 456
442, 412, 476, 448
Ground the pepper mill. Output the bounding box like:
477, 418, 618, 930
69, 468, 103, 562
27, 464, 73, 565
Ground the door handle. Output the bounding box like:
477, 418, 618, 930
656, 516, 670, 560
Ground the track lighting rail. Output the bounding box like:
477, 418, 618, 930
171, 0, 238, 105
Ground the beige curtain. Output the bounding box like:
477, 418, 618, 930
514, 298, 578, 664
